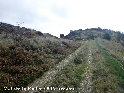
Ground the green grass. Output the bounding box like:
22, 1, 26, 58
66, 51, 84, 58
46, 58, 86, 93
95, 38, 124, 92
96, 39, 124, 77
119, 52, 124, 56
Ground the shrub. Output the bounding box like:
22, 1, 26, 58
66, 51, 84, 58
74, 57, 82, 64
103, 33, 111, 40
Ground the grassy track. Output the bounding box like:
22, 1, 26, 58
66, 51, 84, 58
93, 38, 124, 93
20, 42, 88, 93
37, 42, 89, 93
20, 39, 124, 93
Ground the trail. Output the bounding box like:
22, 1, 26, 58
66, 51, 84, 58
79, 44, 93, 93
98, 39, 124, 71
20, 44, 84, 93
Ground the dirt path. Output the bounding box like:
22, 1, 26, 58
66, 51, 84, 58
20, 44, 84, 93
79, 44, 93, 93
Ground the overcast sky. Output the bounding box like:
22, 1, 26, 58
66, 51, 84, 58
0, 0, 124, 37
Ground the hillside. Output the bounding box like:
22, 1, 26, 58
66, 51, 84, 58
0, 22, 80, 93
0, 22, 124, 93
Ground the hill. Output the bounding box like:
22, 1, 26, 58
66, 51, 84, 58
61, 27, 124, 46
0, 22, 124, 93
0, 22, 80, 93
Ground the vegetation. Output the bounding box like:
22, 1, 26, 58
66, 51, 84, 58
63, 27, 124, 43
0, 22, 81, 93
0, 22, 124, 93
39, 43, 88, 93
74, 56, 82, 64
93, 39, 124, 93
103, 33, 111, 40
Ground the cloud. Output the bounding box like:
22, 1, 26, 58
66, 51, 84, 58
0, 0, 124, 37
51, 4, 69, 19
0, 0, 51, 24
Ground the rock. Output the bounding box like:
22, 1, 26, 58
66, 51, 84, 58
60, 34, 64, 38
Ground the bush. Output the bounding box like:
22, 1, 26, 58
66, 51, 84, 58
103, 33, 111, 40
74, 57, 82, 64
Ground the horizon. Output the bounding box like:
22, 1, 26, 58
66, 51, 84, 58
0, 21, 124, 38
0, 0, 124, 37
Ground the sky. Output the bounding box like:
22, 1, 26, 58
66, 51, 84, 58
0, 0, 124, 37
